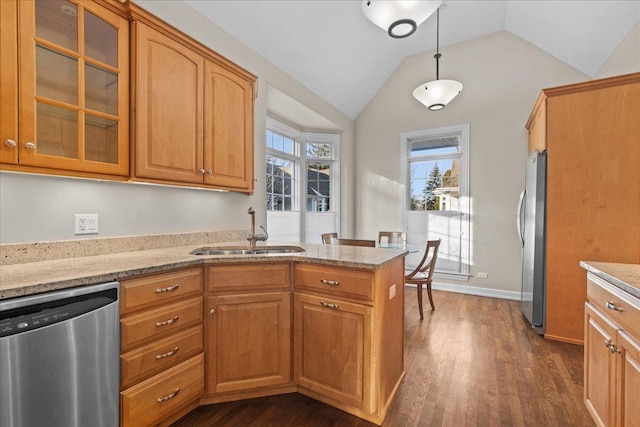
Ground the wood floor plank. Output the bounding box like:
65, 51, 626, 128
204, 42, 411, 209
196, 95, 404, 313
171, 289, 596, 427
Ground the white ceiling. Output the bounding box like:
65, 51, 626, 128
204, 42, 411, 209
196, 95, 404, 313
185, 0, 640, 120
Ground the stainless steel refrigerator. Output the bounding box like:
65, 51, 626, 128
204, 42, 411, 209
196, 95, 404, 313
517, 150, 546, 335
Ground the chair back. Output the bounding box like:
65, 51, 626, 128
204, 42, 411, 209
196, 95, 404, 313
332, 238, 376, 247
405, 239, 441, 280
378, 231, 406, 246
321, 232, 338, 244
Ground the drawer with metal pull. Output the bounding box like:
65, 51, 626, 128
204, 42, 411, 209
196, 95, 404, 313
120, 325, 203, 389
294, 263, 374, 302
120, 296, 203, 351
120, 267, 203, 315
587, 272, 640, 339
120, 353, 204, 427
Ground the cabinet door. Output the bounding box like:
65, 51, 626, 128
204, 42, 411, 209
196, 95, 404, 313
206, 292, 291, 394
585, 303, 617, 427
203, 59, 254, 191
617, 331, 640, 427
294, 292, 371, 411
0, 0, 18, 164
16, 0, 129, 175
133, 22, 204, 184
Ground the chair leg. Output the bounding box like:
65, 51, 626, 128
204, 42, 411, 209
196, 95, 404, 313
416, 283, 424, 319
427, 281, 435, 310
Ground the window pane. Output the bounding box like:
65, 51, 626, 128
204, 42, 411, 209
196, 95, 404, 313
266, 154, 294, 211
36, 45, 78, 105
283, 137, 293, 154
85, 63, 118, 115
273, 133, 284, 152
36, 102, 78, 159
307, 143, 332, 159
85, 114, 118, 164
36, 0, 78, 52
85, 10, 118, 67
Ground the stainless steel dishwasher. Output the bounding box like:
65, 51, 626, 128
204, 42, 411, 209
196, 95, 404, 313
0, 282, 120, 427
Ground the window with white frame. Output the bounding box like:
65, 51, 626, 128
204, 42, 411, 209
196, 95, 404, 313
266, 118, 339, 243
403, 124, 470, 278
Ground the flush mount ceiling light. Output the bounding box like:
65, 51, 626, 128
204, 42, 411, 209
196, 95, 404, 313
412, 7, 462, 110
362, 0, 443, 39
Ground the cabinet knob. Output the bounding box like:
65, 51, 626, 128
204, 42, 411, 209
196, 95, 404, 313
25, 142, 36, 150
206, 169, 213, 176
199, 168, 206, 174
605, 301, 623, 312
210, 308, 216, 315
604, 338, 613, 348
5, 139, 16, 148
609, 344, 621, 354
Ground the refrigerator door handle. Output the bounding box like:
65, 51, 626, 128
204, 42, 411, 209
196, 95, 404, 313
517, 189, 526, 247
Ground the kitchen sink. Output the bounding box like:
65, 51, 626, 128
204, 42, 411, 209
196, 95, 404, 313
190, 246, 305, 256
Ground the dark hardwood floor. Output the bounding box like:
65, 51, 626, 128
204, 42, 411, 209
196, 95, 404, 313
171, 289, 595, 427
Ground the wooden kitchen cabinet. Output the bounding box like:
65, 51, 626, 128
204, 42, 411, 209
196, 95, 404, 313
294, 291, 372, 410
526, 73, 640, 343
204, 263, 293, 400
1, 0, 129, 177
293, 259, 405, 425
119, 267, 204, 427
584, 271, 640, 427
130, 4, 256, 193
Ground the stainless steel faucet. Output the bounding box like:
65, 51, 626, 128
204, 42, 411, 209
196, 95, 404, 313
246, 207, 268, 248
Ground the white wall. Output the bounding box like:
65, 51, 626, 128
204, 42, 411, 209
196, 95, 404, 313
355, 31, 592, 296
0, 0, 354, 244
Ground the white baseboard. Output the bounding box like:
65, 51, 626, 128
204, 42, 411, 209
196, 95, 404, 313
404, 282, 521, 301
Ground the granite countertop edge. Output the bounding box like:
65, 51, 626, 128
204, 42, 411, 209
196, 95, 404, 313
580, 261, 640, 300
0, 242, 408, 300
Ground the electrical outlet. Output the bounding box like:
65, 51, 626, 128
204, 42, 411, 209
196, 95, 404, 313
75, 214, 99, 235
477, 272, 488, 279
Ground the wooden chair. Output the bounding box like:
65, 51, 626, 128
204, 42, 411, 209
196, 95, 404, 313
332, 238, 376, 247
377, 231, 406, 246
321, 232, 338, 244
405, 239, 441, 319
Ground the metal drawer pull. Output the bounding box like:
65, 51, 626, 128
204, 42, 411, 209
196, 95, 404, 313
320, 301, 340, 309
605, 301, 623, 312
155, 347, 179, 360
604, 339, 613, 348
155, 284, 180, 293
609, 345, 621, 354
157, 388, 180, 403
155, 316, 179, 327
320, 279, 340, 286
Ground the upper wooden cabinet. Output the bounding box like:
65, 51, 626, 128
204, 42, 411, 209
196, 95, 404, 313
130, 5, 256, 193
1, 0, 129, 177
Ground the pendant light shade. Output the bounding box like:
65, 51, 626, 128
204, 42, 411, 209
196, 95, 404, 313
362, 0, 442, 38
413, 7, 462, 110
413, 79, 463, 111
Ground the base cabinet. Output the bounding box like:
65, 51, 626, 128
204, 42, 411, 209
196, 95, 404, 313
119, 267, 204, 427
206, 291, 291, 394
584, 271, 640, 427
294, 292, 371, 410
293, 259, 405, 425
204, 263, 292, 399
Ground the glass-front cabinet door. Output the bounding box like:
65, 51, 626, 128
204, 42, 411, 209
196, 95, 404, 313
16, 0, 129, 176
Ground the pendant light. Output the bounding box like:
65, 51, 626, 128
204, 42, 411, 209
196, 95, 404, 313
362, 0, 442, 39
412, 7, 462, 110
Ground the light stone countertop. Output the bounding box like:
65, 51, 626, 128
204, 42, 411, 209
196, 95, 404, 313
580, 261, 640, 300
0, 241, 407, 300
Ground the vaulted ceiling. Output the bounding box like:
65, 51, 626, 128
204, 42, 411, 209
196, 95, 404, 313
184, 0, 640, 119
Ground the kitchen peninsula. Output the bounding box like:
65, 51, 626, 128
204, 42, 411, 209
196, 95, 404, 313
0, 231, 407, 426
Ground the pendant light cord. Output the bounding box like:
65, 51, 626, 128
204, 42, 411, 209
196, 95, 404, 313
434, 8, 441, 80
